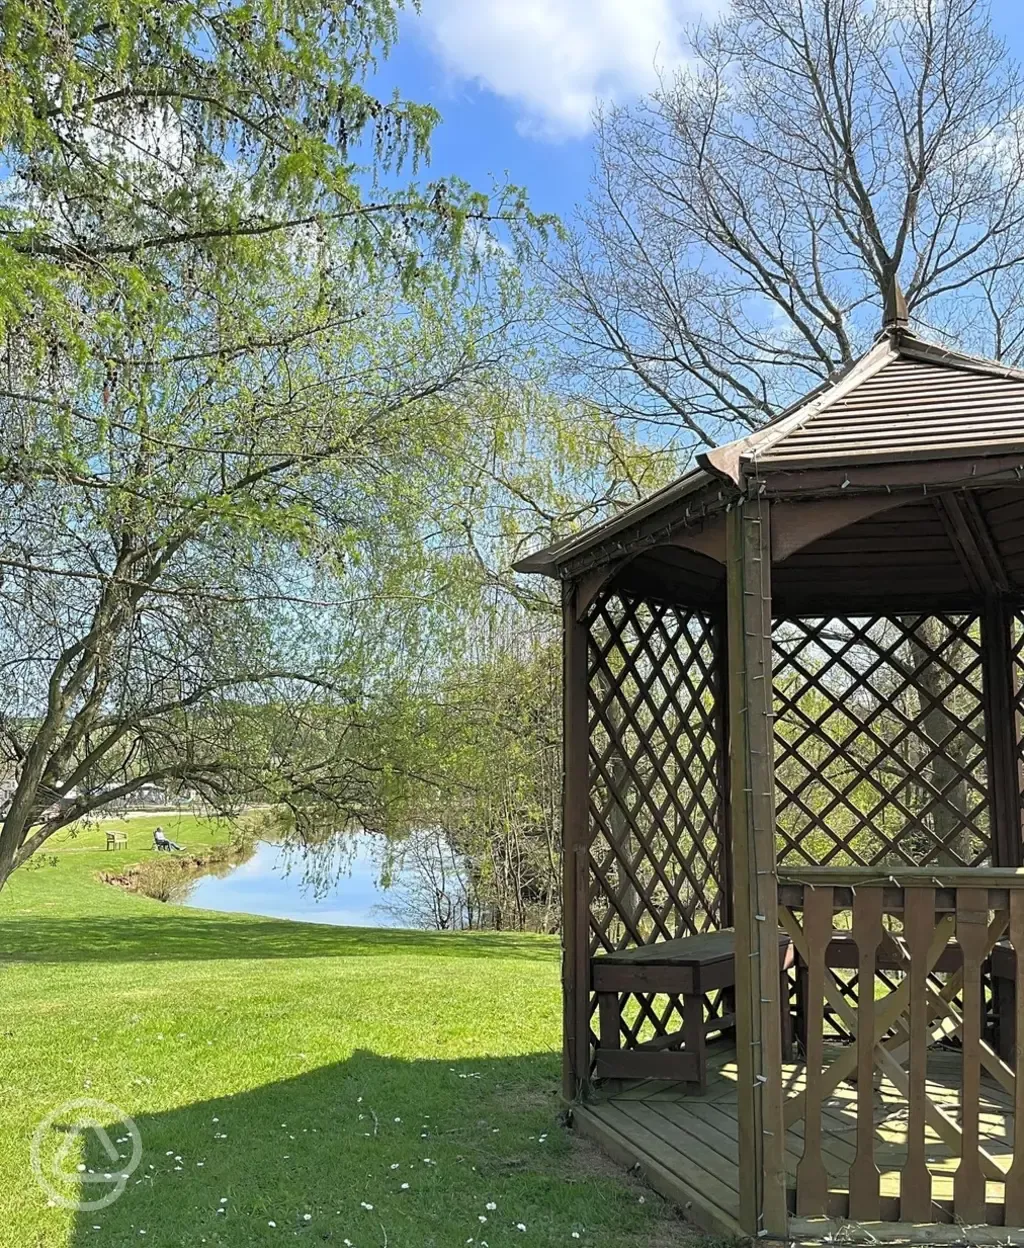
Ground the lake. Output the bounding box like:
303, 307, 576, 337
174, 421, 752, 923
179, 838, 414, 928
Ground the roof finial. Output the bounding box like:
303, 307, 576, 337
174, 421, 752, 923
882, 273, 909, 334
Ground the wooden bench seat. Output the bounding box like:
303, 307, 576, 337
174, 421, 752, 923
811, 928, 963, 973
792, 930, 1008, 1056
592, 928, 793, 1089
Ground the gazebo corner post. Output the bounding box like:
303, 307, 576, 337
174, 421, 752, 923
716, 606, 734, 930
562, 576, 592, 1102
982, 594, 1022, 870
981, 594, 1021, 1061
726, 495, 788, 1238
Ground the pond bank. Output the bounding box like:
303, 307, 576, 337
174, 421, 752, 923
98, 841, 253, 902
99, 835, 415, 928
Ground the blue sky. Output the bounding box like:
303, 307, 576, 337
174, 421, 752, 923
373, 0, 1024, 225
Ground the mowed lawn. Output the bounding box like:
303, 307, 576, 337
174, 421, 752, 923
0, 817, 690, 1248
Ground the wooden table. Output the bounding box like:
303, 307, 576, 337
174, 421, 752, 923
592, 928, 794, 1089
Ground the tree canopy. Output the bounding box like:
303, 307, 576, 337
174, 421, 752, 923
0, 0, 537, 345
0, 0, 563, 889
554, 0, 1024, 453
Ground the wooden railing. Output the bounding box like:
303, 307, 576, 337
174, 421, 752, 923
778, 867, 1024, 1227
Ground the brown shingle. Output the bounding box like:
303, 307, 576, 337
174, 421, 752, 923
753, 351, 1024, 465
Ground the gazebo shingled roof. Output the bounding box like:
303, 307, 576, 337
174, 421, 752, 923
517, 317, 1024, 585
750, 344, 1024, 466
516, 311, 1024, 615
713, 332, 1024, 471
517, 288, 1024, 1241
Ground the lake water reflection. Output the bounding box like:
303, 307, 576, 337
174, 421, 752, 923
179, 838, 413, 928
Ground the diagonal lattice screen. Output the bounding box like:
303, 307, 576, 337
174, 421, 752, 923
773, 614, 989, 868
586, 591, 727, 1051
587, 591, 725, 951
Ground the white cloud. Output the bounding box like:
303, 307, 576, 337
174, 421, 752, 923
416, 0, 722, 141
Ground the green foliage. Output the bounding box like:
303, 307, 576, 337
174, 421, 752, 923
0, 0, 546, 351
0, 0, 669, 905
378, 633, 563, 930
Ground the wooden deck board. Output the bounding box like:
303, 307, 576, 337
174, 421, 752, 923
573, 1104, 745, 1241
578, 1045, 1019, 1236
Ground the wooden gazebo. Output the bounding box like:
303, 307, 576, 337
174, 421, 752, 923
516, 293, 1024, 1241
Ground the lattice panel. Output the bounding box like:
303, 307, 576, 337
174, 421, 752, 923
586, 592, 726, 1048
773, 615, 990, 869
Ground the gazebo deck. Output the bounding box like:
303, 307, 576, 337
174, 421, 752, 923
576, 1042, 1019, 1243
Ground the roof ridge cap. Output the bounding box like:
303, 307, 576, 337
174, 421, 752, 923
700, 338, 897, 484
896, 335, 1024, 382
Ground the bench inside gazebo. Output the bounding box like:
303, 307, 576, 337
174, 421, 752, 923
516, 289, 1024, 1243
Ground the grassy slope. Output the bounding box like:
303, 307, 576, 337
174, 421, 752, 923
0, 817, 689, 1248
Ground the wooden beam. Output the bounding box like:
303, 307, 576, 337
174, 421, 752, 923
935, 492, 1011, 597
982, 596, 1022, 868
726, 498, 787, 1237
771, 495, 910, 562
962, 493, 1012, 593
562, 580, 592, 1101
777, 865, 1024, 887
936, 495, 990, 596
756, 453, 1024, 498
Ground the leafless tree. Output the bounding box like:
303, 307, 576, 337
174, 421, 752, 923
378, 826, 479, 930
553, 0, 1024, 455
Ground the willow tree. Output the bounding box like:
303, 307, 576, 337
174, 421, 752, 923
0, 0, 547, 890
0, 0, 534, 340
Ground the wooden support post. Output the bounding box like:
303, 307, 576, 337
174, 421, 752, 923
983, 596, 1021, 869
982, 596, 1021, 1059
901, 887, 935, 1223
1006, 890, 1024, 1225
726, 497, 787, 1238
563, 580, 592, 1101
717, 608, 734, 929
849, 889, 884, 1221
954, 888, 990, 1222
796, 886, 832, 1216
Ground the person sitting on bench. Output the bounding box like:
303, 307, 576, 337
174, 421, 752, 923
153, 826, 183, 852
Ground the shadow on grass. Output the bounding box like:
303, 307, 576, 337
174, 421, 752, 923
56, 1051, 667, 1248
0, 913, 559, 965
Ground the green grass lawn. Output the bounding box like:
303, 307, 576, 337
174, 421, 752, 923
0, 816, 692, 1248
